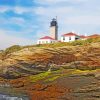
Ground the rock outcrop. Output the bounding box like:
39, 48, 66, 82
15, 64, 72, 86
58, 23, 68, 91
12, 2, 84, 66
0, 41, 100, 78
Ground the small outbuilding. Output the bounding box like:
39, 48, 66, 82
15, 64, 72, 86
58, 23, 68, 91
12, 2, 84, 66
37, 36, 57, 44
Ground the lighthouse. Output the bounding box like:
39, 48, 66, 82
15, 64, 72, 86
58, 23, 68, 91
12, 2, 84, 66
50, 18, 58, 40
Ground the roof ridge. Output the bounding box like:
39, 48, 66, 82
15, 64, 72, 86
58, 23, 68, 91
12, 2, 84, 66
40, 36, 55, 40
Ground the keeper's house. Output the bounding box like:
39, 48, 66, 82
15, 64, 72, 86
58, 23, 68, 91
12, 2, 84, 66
61, 32, 80, 42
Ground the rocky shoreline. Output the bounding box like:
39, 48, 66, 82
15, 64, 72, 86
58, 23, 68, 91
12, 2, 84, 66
0, 69, 99, 100
0, 38, 99, 100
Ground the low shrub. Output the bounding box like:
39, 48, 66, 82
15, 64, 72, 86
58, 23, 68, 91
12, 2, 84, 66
4, 45, 22, 54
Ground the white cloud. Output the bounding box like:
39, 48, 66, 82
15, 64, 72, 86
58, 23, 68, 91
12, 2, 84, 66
33, 6, 100, 28
66, 16, 100, 25
33, 0, 100, 32
11, 17, 25, 25
13, 6, 30, 14
34, 0, 66, 4
0, 5, 31, 14
0, 6, 11, 13
0, 30, 33, 50
34, 6, 73, 16
0, 16, 26, 28
34, 0, 88, 5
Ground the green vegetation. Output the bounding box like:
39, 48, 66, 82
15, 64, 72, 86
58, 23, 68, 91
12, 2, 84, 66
1, 37, 99, 54
4, 45, 22, 54
29, 68, 100, 83
45, 76, 60, 82
0, 45, 22, 60
70, 37, 100, 46
24, 42, 70, 48
70, 40, 87, 46
29, 69, 64, 83
30, 71, 51, 82
24, 37, 100, 49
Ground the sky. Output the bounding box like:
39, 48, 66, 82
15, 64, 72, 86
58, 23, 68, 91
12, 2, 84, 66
0, 0, 100, 49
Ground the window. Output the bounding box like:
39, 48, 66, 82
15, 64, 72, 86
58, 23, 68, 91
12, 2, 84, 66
42, 41, 44, 44
39, 41, 41, 44
69, 37, 71, 40
63, 36, 65, 40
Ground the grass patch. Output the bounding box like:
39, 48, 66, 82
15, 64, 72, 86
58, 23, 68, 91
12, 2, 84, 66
71, 69, 97, 75
29, 69, 99, 83
24, 37, 100, 48
30, 71, 51, 82
45, 76, 60, 82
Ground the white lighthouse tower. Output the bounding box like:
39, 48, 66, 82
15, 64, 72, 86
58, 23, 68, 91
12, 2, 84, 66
50, 18, 58, 40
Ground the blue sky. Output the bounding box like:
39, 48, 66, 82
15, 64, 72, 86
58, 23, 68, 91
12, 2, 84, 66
0, 0, 100, 49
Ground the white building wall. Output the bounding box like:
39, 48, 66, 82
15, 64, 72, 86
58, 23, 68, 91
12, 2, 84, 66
37, 39, 57, 44
61, 36, 76, 42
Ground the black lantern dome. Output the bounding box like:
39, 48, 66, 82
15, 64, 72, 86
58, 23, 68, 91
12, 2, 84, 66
50, 18, 57, 27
